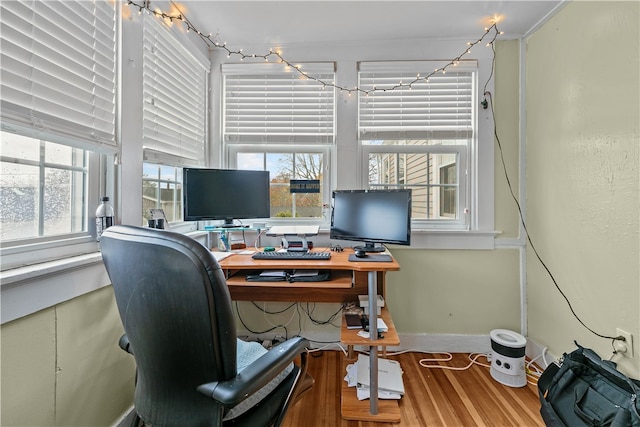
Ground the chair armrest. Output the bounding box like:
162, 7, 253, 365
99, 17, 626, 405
196, 336, 309, 406
118, 334, 132, 354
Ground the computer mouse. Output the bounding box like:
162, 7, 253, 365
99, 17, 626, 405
354, 249, 367, 258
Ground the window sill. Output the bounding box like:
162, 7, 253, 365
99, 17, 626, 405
1, 252, 110, 324
408, 229, 501, 249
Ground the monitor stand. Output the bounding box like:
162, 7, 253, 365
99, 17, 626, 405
283, 235, 310, 252
216, 219, 249, 228
353, 242, 386, 253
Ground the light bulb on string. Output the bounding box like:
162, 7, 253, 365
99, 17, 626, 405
127, 0, 502, 96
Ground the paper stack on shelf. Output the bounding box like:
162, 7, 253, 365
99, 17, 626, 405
354, 353, 404, 400
358, 294, 385, 315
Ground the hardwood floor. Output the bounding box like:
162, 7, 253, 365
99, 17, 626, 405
283, 350, 545, 427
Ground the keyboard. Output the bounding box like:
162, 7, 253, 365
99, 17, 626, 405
252, 251, 331, 261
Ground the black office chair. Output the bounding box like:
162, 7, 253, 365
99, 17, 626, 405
100, 225, 312, 427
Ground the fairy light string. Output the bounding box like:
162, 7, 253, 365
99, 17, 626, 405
126, 0, 503, 97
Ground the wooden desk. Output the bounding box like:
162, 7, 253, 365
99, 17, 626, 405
217, 248, 402, 422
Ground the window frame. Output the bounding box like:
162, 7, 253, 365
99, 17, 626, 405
362, 143, 469, 230
358, 60, 477, 232
142, 163, 183, 225
0, 144, 102, 270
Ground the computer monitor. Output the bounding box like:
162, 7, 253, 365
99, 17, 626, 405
183, 168, 270, 226
329, 189, 412, 252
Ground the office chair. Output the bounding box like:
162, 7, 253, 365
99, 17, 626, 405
100, 225, 313, 427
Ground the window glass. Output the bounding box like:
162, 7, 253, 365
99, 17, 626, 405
142, 163, 183, 224
1, 132, 88, 241
237, 152, 324, 219
366, 141, 464, 223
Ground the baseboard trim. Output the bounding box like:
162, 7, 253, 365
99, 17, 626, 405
112, 405, 135, 427
525, 337, 558, 370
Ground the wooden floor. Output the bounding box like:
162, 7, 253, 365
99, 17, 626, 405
283, 350, 545, 427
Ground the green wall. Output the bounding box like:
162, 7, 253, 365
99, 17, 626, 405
1, 286, 135, 427
525, 1, 639, 377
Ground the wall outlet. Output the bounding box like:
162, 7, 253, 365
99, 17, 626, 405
616, 328, 634, 358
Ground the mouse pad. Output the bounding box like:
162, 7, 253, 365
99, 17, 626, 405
348, 254, 392, 262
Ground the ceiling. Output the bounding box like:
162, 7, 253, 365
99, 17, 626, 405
169, 1, 566, 48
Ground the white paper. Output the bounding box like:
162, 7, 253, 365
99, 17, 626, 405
212, 252, 233, 261
259, 270, 288, 277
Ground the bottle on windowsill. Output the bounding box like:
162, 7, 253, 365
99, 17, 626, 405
96, 196, 114, 241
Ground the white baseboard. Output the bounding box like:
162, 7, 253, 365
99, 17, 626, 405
525, 337, 558, 370
393, 333, 492, 354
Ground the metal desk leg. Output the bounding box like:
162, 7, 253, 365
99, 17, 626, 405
368, 270, 378, 415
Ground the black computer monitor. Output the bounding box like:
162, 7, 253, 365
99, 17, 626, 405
329, 189, 412, 252
183, 168, 270, 226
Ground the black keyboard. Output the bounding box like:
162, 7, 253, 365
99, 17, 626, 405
252, 251, 331, 261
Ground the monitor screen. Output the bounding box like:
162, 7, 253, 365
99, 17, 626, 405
183, 168, 270, 225
329, 189, 412, 252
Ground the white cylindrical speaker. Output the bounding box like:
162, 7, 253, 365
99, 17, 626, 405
490, 329, 527, 388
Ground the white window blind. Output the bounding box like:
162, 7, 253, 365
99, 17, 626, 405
223, 63, 335, 144
359, 61, 476, 140
142, 14, 209, 167
0, 0, 117, 151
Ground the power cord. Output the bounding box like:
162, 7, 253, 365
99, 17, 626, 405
419, 352, 491, 370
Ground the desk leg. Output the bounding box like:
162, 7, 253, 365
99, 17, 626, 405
368, 271, 378, 415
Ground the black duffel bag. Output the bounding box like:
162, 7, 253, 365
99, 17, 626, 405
538, 342, 640, 426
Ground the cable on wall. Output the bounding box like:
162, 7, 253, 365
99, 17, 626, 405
486, 90, 622, 345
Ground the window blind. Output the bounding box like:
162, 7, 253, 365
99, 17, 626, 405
223, 63, 335, 144
0, 0, 117, 151
359, 61, 476, 140
142, 14, 209, 167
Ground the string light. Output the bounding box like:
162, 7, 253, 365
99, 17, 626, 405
126, 0, 503, 96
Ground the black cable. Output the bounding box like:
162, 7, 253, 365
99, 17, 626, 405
485, 91, 620, 342
298, 302, 342, 326
234, 301, 288, 336
251, 301, 296, 315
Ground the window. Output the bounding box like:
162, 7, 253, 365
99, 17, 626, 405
141, 13, 209, 225
142, 164, 182, 224
230, 149, 328, 219
1, 132, 89, 241
0, 0, 116, 269
359, 61, 476, 230
223, 63, 335, 221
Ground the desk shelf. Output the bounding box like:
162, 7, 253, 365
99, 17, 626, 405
341, 363, 402, 422
217, 248, 403, 422
340, 306, 400, 348
340, 306, 402, 422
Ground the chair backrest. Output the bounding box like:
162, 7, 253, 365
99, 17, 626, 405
100, 225, 237, 425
